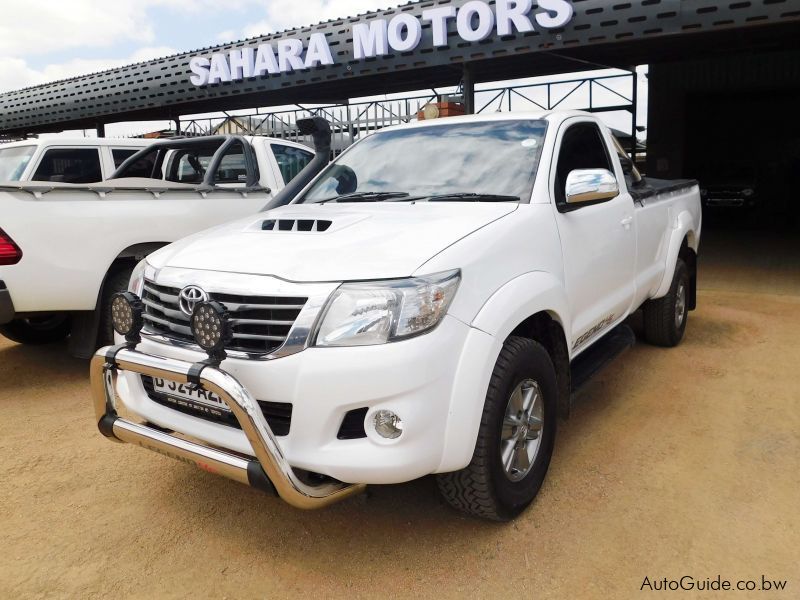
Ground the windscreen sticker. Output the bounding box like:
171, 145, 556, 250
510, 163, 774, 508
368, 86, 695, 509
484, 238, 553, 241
521, 139, 539, 148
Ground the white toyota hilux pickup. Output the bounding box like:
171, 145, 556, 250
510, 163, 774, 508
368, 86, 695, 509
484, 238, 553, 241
0, 133, 317, 357
92, 111, 701, 520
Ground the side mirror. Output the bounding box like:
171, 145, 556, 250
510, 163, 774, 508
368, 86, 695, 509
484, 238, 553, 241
565, 169, 619, 205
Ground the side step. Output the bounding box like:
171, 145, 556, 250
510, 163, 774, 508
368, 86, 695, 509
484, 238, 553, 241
570, 324, 636, 396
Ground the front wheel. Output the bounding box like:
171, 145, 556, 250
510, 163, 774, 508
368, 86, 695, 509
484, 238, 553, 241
437, 337, 558, 521
0, 314, 71, 345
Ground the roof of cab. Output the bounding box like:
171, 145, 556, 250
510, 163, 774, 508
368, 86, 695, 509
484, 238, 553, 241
0, 137, 150, 149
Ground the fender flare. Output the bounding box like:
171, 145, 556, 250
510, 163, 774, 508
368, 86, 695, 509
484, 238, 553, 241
437, 272, 571, 473
653, 211, 699, 299
471, 271, 571, 341
68, 242, 169, 358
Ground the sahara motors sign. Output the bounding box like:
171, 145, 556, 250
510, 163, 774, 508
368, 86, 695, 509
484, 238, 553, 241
189, 0, 575, 86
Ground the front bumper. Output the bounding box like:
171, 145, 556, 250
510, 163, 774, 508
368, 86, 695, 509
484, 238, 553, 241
0, 281, 15, 324
702, 194, 754, 209
116, 315, 487, 484
90, 345, 365, 509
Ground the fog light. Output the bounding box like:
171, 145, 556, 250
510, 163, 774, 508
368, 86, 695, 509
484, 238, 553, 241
110, 292, 144, 344
373, 410, 403, 440
190, 301, 232, 363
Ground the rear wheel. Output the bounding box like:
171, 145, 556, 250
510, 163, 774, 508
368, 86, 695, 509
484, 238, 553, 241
642, 259, 690, 347
0, 314, 71, 345
98, 266, 134, 346
437, 337, 557, 521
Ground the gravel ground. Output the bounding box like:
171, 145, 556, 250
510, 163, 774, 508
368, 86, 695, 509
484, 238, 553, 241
1, 233, 799, 599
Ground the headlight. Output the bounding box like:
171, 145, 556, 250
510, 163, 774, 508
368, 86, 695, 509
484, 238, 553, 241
314, 269, 461, 347
128, 259, 147, 296
742, 188, 754, 197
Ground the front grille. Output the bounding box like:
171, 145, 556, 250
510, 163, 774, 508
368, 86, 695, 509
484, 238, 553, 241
141, 376, 292, 435
141, 280, 307, 355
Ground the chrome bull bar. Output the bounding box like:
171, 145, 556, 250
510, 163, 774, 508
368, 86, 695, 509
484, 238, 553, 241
90, 346, 366, 509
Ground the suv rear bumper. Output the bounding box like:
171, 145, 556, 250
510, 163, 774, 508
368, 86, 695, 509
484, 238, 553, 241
0, 281, 15, 324
91, 345, 366, 509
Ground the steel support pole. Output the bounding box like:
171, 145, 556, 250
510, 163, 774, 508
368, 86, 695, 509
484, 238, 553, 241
630, 68, 638, 161
463, 63, 475, 115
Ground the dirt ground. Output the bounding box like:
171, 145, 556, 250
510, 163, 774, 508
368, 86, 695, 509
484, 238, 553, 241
2, 231, 799, 599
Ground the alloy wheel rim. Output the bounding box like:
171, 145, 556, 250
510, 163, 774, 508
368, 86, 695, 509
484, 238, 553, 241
501, 379, 544, 482
675, 283, 687, 329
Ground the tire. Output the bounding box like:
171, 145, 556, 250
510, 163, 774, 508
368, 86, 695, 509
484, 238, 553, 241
437, 336, 558, 521
97, 266, 134, 346
0, 314, 71, 345
642, 259, 690, 347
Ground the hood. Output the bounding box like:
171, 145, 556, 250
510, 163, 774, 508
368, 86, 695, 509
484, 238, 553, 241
148, 203, 517, 281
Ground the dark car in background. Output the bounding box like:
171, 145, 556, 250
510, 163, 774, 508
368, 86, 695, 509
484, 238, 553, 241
700, 163, 758, 210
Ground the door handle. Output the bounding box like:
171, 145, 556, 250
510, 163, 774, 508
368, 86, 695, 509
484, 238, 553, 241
620, 216, 633, 230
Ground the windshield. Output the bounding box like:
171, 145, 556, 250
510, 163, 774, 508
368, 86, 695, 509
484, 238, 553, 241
0, 145, 36, 181
298, 120, 548, 203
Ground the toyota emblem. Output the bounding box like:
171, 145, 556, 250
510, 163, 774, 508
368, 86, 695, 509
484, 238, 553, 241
179, 285, 209, 316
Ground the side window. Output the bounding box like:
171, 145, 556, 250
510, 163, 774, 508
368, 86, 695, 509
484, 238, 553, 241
164, 142, 250, 185
112, 148, 141, 168
32, 148, 102, 183
554, 123, 613, 206
214, 143, 248, 184
116, 150, 157, 179
166, 147, 215, 184
271, 144, 313, 184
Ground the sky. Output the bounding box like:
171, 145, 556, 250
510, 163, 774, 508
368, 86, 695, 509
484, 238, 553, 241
0, 0, 395, 92
0, 0, 648, 137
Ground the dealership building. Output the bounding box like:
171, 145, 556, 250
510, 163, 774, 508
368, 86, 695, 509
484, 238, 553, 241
0, 0, 798, 222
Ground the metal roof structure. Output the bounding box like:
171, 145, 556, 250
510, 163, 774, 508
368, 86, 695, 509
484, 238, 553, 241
1, 0, 799, 136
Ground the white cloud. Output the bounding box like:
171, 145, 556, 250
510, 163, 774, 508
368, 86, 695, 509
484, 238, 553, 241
0, 47, 177, 94
0, 1, 157, 57
239, 0, 391, 39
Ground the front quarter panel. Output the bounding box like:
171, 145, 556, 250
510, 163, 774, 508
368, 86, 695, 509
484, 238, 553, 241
415, 203, 565, 327
434, 271, 571, 473
415, 203, 572, 472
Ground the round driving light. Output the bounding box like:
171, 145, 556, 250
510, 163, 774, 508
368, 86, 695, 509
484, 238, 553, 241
190, 301, 232, 356
110, 292, 144, 342
742, 188, 754, 197
373, 410, 404, 440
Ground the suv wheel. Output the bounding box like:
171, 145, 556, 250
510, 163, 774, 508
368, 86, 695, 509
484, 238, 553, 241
437, 336, 557, 521
0, 314, 71, 345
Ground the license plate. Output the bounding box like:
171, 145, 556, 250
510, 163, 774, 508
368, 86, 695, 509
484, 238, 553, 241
151, 377, 231, 415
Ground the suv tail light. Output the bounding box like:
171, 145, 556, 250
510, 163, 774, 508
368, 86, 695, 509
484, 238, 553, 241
0, 228, 22, 265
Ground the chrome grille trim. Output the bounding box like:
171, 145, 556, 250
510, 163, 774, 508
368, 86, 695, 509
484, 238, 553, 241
139, 268, 339, 360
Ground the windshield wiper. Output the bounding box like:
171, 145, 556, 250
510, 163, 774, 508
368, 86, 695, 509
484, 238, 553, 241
426, 193, 520, 203
319, 191, 411, 203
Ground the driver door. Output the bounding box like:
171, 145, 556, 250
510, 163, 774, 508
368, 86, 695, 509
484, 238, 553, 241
551, 119, 636, 354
